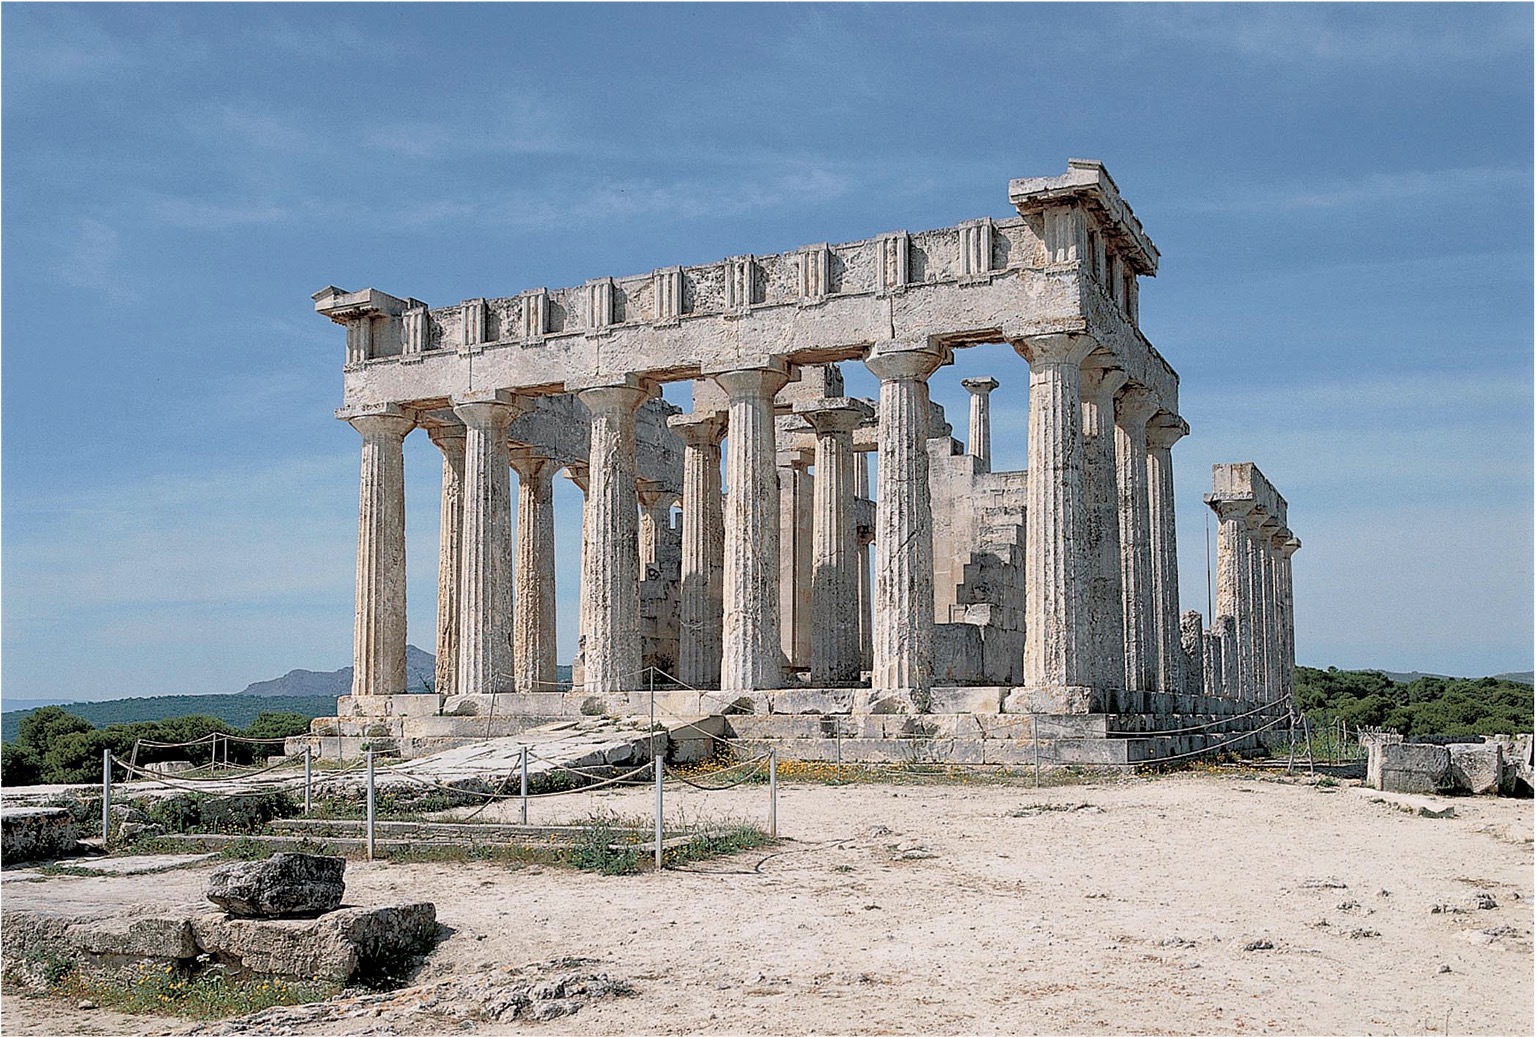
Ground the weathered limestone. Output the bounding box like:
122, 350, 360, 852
1276, 533, 1302, 704
669, 412, 727, 689
509, 446, 559, 692
577, 384, 649, 693
1114, 385, 1159, 708
207, 853, 346, 919
1146, 415, 1187, 697
426, 423, 466, 697
1179, 610, 1205, 697
1078, 364, 1128, 703
864, 347, 945, 709
961, 377, 998, 472
777, 449, 814, 670
1208, 499, 1257, 703
344, 405, 414, 698
796, 397, 874, 685
1013, 334, 1097, 707
715, 366, 789, 693
1, 807, 77, 862
453, 392, 523, 696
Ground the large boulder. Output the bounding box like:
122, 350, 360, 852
1447, 742, 1504, 795
207, 853, 345, 918
1, 807, 78, 862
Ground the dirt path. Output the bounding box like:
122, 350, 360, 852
3, 771, 1531, 1035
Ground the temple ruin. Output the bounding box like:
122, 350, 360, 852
306, 160, 1301, 766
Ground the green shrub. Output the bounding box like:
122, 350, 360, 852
1, 741, 42, 786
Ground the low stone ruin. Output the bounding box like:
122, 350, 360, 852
1365, 734, 1532, 796
0, 806, 78, 862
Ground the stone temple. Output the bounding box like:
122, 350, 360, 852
305, 160, 1301, 766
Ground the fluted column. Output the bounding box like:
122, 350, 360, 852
1277, 534, 1302, 704
1146, 416, 1188, 697
453, 392, 524, 696
961, 377, 999, 473
797, 398, 874, 685
1244, 511, 1275, 706
509, 445, 558, 693
778, 450, 814, 669
1180, 610, 1205, 697
668, 412, 727, 689
577, 384, 649, 693
345, 406, 414, 698
1114, 385, 1160, 710
563, 464, 590, 683
714, 365, 789, 692
1254, 516, 1281, 707
1079, 365, 1128, 705
636, 480, 672, 574
1208, 500, 1257, 705
427, 423, 467, 697
857, 452, 874, 673
1014, 334, 1098, 699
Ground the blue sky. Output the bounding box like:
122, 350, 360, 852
3, 3, 1532, 701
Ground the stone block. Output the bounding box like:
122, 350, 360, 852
700, 691, 770, 715
1032, 715, 1111, 739
1375, 743, 1455, 795
65, 916, 197, 960
1447, 742, 1504, 795
190, 903, 438, 983
350, 696, 393, 717
381, 694, 442, 717
928, 685, 1005, 714
933, 623, 984, 684
401, 716, 480, 739
769, 687, 856, 715
1002, 686, 1097, 715
1, 807, 78, 862
207, 853, 346, 919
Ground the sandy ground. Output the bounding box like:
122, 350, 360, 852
2, 770, 1531, 1036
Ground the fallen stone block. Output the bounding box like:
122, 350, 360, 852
207, 853, 346, 918
1447, 742, 1504, 795
1376, 743, 1455, 795
1, 807, 79, 863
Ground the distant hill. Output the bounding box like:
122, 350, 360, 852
0, 696, 86, 712
240, 645, 436, 696
2, 694, 339, 744
1376, 670, 1452, 684
1493, 671, 1534, 685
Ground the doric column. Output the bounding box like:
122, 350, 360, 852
668, 411, 727, 689
576, 384, 649, 693
1014, 334, 1098, 698
636, 479, 672, 574
1079, 364, 1128, 704
1146, 415, 1188, 697
713, 365, 789, 693
452, 391, 524, 696
796, 398, 874, 685
1245, 511, 1276, 705
1277, 534, 1302, 704
1254, 516, 1282, 706
864, 347, 944, 709
563, 463, 590, 682
427, 423, 466, 697
961, 377, 999, 473
777, 449, 814, 670
856, 451, 874, 673
344, 405, 414, 698
509, 445, 558, 693
1180, 610, 1205, 697
1114, 385, 1160, 709
1208, 499, 1257, 705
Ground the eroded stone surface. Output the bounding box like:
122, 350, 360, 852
206, 853, 346, 919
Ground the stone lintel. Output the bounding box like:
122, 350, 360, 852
335, 401, 410, 424
450, 389, 522, 409
563, 372, 656, 397
313, 286, 413, 324
1008, 159, 1159, 275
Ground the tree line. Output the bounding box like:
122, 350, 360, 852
1294, 667, 1532, 737
0, 707, 313, 786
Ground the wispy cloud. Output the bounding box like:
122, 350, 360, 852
1163, 166, 1532, 217
50, 218, 139, 303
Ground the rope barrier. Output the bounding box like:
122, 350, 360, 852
665, 756, 771, 791
1031, 711, 1291, 769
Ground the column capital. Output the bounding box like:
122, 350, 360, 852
1205, 496, 1257, 524
563, 462, 590, 493
1079, 365, 1128, 406
577, 382, 650, 416
1146, 413, 1189, 450
344, 405, 415, 441
1012, 332, 1096, 368
452, 391, 527, 431
794, 396, 874, 435
1114, 384, 1160, 431
864, 345, 945, 382
1251, 512, 1281, 539
1280, 535, 1302, 558
711, 364, 790, 400
667, 410, 728, 447
960, 376, 999, 396
636, 477, 674, 509
507, 443, 557, 479
425, 420, 467, 451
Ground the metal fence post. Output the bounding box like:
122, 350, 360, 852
1032, 714, 1041, 787
769, 749, 778, 839
365, 749, 376, 861
304, 746, 313, 816
101, 750, 112, 848
520, 746, 529, 826
653, 753, 664, 873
